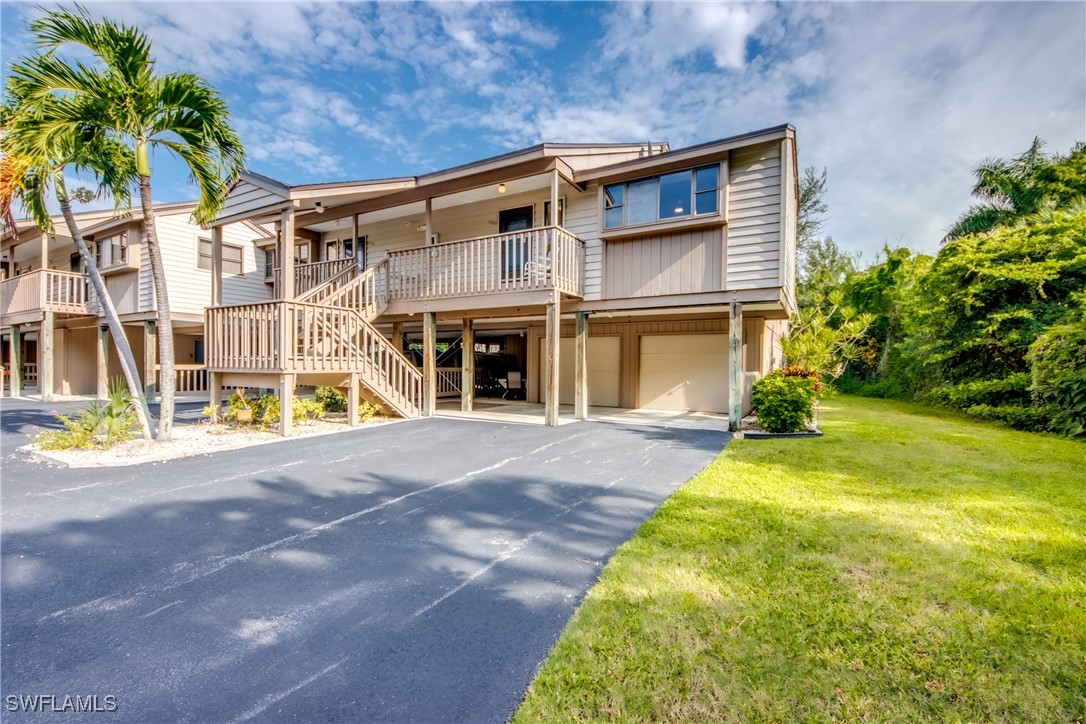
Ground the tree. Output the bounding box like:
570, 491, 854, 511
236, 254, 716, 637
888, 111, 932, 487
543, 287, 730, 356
795, 165, 857, 308
18, 6, 245, 440
798, 165, 828, 249
0, 93, 153, 439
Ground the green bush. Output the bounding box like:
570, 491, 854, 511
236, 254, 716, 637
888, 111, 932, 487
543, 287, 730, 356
35, 378, 138, 450
315, 385, 349, 412
1028, 311, 1086, 436
254, 394, 324, 426
752, 372, 818, 433
358, 400, 381, 420
927, 373, 1033, 409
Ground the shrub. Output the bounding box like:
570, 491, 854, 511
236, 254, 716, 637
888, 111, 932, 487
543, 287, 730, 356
358, 400, 381, 420
752, 372, 818, 433
315, 385, 349, 412
35, 379, 138, 450
254, 394, 324, 426
780, 364, 824, 396
1028, 310, 1086, 437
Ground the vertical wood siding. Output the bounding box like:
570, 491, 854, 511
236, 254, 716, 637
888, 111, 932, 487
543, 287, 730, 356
726, 141, 782, 289
602, 227, 723, 299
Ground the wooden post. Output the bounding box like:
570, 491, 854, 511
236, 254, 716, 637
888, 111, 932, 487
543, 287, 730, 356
279, 373, 295, 437
422, 311, 436, 416
461, 318, 474, 412
211, 226, 224, 306
729, 302, 743, 432
280, 209, 295, 301
39, 233, 48, 270
424, 197, 433, 295
348, 372, 360, 427
574, 311, 588, 420
10, 325, 23, 397
96, 324, 109, 399
550, 168, 559, 226
209, 371, 222, 414
544, 291, 560, 426
392, 322, 404, 353
40, 311, 54, 402
144, 321, 158, 400
352, 214, 361, 270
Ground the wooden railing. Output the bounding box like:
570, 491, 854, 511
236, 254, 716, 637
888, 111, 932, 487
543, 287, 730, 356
206, 300, 422, 417
386, 226, 585, 301
436, 367, 460, 397
274, 258, 356, 298
1, 269, 88, 319
23, 362, 38, 387
301, 262, 388, 321
159, 364, 209, 394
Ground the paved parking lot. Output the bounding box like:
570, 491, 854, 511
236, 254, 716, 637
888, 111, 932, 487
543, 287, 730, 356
1, 412, 729, 722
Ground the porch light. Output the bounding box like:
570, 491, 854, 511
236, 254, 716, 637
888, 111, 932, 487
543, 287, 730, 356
314, 201, 325, 214
498, 183, 506, 193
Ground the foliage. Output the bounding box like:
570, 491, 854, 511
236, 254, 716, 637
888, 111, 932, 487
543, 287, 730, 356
221, 389, 325, 428
358, 400, 381, 420
515, 396, 1086, 721
1027, 292, 1086, 436
751, 372, 817, 433
780, 363, 824, 396
795, 165, 859, 308
35, 378, 138, 450
782, 289, 874, 381
315, 385, 349, 413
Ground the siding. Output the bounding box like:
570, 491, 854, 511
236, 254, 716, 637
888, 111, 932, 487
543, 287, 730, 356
218, 178, 288, 221
779, 136, 798, 309
727, 141, 783, 289
563, 185, 601, 300
603, 227, 722, 298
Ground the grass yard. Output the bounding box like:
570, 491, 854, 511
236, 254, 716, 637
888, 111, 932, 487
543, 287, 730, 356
515, 395, 1086, 722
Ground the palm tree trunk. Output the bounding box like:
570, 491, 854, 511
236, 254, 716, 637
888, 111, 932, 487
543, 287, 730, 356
137, 164, 175, 441
55, 172, 153, 440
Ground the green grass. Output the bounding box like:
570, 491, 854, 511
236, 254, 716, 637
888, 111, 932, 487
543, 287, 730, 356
515, 395, 1086, 722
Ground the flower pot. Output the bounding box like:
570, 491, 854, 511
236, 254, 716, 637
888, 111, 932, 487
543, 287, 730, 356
235, 409, 253, 423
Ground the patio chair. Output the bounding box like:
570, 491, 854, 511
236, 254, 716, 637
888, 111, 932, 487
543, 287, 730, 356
523, 257, 550, 285
502, 370, 525, 400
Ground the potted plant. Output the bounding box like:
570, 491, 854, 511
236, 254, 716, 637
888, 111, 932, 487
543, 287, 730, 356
231, 388, 254, 424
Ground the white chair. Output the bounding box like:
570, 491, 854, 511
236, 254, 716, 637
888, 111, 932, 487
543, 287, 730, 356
523, 257, 550, 285
502, 370, 524, 399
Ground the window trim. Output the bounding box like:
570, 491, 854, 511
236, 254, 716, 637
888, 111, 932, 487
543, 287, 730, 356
197, 236, 244, 275
599, 163, 723, 232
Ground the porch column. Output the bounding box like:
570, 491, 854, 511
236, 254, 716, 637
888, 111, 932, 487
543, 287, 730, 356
144, 321, 158, 400
39, 233, 48, 270
278, 373, 295, 437
10, 325, 23, 397
40, 311, 54, 402
392, 322, 404, 353
424, 197, 433, 295
550, 168, 559, 226
209, 371, 222, 415
422, 311, 436, 416
96, 324, 109, 399
461, 318, 474, 412
352, 214, 361, 271
210, 226, 223, 306
348, 372, 360, 427
574, 311, 588, 420
544, 291, 560, 427
729, 302, 744, 432
280, 209, 295, 301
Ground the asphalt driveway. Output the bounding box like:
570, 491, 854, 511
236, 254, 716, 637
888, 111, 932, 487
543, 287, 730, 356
1, 416, 729, 722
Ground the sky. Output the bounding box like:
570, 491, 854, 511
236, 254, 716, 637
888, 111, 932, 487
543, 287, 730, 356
2, 1, 1083, 260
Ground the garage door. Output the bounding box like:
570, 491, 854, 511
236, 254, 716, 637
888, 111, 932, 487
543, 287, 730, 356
638, 334, 727, 412
539, 336, 620, 407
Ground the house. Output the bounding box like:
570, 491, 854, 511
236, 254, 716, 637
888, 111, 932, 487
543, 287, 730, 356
205, 123, 798, 434
1, 203, 268, 400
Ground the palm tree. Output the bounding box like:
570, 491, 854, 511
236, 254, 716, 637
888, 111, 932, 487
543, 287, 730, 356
17, 6, 245, 440
0, 94, 153, 439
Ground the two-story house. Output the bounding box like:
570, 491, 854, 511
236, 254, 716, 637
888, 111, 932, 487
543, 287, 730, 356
204, 124, 798, 434
1, 203, 269, 401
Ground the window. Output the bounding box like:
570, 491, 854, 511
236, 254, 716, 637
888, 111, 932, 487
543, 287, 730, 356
263, 249, 276, 276
197, 237, 243, 275
295, 243, 310, 264
95, 231, 128, 267
603, 164, 720, 229
70, 252, 84, 273
543, 198, 565, 226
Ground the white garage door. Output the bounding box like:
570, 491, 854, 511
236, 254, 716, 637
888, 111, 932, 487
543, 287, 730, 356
638, 334, 727, 412
539, 336, 621, 407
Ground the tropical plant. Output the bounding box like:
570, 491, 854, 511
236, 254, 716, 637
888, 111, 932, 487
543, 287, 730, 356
751, 372, 817, 433
783, 289, 874, 381
36, 377, 139, 450
315, 385, 349, 413
17, 6, 245, 440
0, 91, 153, 439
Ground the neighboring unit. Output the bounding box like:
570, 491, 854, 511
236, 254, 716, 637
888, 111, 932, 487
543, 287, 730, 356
1, 203, 268, 401
205, 124, 799, 433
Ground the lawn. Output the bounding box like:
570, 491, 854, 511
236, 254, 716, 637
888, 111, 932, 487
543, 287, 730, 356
515, 395, 1086, 722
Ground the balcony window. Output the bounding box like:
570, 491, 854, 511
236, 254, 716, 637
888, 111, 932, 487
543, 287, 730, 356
603, 164, 720, 229
197, 237, 243, 275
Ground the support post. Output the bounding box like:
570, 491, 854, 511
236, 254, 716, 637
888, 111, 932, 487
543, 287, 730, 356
574, 311, 588, 420
392, 322, 404, 353
352, 214, 361, 270
40, 311, 54, 402
39, 233, 48, 271
278, 373, 295, 437
144, 321, 158, 400
280, 209, 295, 301
348, 372, 360, 427
550, 168, 559, 226
544, 290, 560, 426
96, 324, 109, 399
209, 371, 222, 416
211, 226, 223, 306
11, 325, 23, 398
729, 302, 744, 432
422, 311, 436, 416
461, 318, 474, 412
424, 197, 433, 295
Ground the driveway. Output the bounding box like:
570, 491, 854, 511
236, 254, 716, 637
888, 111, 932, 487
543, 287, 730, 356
1, 416, 729, 722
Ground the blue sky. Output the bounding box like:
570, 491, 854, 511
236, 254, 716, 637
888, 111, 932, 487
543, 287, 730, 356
2, 1, 1083, 259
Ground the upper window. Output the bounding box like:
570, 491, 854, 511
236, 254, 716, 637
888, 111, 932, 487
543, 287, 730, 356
603, 164, 720, 229
197, 237, 244, 275
95, 231, 128, 267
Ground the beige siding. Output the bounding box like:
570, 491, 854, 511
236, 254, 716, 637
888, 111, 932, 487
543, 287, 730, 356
727, 141, 782, 289
59, 326, 97, 395
219, 178, 287, 221
563, 185, 602, 300
603, 227, 723, 299
779, 137, 798, 309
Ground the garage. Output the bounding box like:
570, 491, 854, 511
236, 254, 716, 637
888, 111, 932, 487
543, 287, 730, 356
638, 333, 728, 413
539, 335, 621, 407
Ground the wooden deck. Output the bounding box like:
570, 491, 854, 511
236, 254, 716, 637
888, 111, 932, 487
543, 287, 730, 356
1, 270, 89, 326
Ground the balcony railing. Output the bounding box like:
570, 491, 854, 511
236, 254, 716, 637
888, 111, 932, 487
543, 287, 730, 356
273, 257, 356, 298
1, 269, 89, 319
385, 226, 585, 301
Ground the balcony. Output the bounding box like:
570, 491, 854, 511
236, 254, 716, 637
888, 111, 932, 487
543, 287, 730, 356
1, 269, 89, 326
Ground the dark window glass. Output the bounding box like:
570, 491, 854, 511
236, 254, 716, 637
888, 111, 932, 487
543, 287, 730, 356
659, 170, 692, 219
695, 165, 719, 215
604, 184, 624, 229
695, 166, 718, 193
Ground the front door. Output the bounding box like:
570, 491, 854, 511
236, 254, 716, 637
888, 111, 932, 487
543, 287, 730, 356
499, 205, 533, 281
